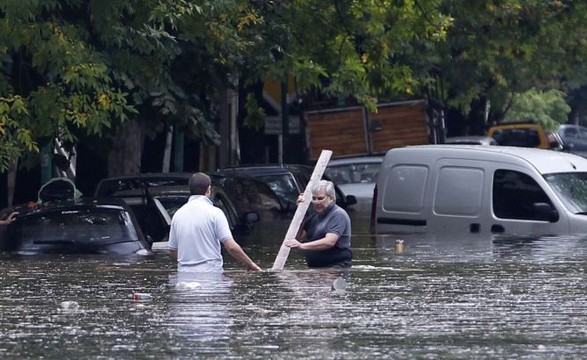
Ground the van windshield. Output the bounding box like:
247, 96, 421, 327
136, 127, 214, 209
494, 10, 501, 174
544, 173, 587, 213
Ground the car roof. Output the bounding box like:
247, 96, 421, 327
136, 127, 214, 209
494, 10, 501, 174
327, 156, 384, 166
216, 164, 311, 177
387, 145, 587, 174
94, 173, 193, 197
10, 198, 130, 217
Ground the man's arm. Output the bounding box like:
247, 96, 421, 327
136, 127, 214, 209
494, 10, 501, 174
284, 232, 339, 250
223, 239, 262, 271
0, 211, 18, 225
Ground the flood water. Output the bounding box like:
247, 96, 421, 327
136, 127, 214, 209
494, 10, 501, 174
2, 210, 587, 359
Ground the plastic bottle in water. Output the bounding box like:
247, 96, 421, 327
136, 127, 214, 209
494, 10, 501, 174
133, 292, 153, 301
395, 239, 405, 253
331, 277, 347, 291
60, 301, 80, 310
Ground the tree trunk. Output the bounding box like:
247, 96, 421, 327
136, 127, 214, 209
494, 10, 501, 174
6, 157, 18, 207
107, 119, 144, 177
162, 125, 173, 173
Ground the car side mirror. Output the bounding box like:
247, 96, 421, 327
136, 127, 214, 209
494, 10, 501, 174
532, 202, 559, 222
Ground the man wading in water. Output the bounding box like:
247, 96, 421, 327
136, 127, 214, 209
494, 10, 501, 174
284, 180, 352, 268
167, 172, 262, 273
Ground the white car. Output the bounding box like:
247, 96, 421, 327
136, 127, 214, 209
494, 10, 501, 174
325, 156, 384, 210
373, 145, 587, 236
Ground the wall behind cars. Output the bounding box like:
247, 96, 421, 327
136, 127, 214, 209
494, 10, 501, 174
304, 100, 429, 160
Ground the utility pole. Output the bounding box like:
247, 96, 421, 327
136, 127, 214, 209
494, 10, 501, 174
280, 74, 289, 163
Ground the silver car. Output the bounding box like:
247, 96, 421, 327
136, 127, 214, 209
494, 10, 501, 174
325, 156, 383, 211
557, 124, 587, 158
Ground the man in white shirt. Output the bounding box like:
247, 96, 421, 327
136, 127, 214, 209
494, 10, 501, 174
168, 172, 262, 272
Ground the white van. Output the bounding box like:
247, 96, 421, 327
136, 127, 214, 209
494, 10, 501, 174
371, 145, 587, 236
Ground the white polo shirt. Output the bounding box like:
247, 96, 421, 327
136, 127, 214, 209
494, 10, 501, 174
168, 195, 233, 272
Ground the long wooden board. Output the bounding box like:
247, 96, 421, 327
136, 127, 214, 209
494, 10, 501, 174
271, 149, 333, 271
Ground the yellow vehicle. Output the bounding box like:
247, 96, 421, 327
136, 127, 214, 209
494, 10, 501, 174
487, 121, 551, 149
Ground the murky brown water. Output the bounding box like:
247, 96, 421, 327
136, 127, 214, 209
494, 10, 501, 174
2, 210, 587, 359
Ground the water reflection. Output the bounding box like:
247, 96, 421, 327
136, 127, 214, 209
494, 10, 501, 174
1, 211, 587, 358
167, 271, 234, 355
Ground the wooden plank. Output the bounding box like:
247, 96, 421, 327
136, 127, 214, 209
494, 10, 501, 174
271, 149, 333, 271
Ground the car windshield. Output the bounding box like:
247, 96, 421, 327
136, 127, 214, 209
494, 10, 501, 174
492, 128, 541, 147
12, 208, 139, 244
326, 163, 381, 185
257, 174, 299, 203
544, 172, 587, 213
156, 196, 188, 217
562, 126, 587, 140
221, 177, 282, 213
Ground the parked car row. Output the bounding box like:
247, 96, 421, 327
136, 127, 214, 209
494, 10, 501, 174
1, 157, 383, 256
213, 164, 358, 211
93, 173, 263, 245
442, 121, 564, 150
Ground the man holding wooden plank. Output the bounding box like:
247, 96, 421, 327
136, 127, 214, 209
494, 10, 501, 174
284, 180, 352, 268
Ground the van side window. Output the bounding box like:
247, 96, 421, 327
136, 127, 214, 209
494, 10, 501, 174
492, 170, 553, 220
383, 165, 428, 213
435, 166, 484, 216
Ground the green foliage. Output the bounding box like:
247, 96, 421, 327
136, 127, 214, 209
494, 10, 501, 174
195, 0, 452, 108
0, 95, 38, 171
243, 93, 266, 131
5, 0, 587, 175
505, 88, 570, 131
427, 0, 587, 123
0, 0, 140, 171
0, 0, 225, 172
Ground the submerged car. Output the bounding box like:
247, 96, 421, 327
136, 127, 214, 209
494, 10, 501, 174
373, 145, 587, 237
211, 174, 293, 218
325, 156, 383, 211
214, 164, 357, 211
0, 199, 151, 255
94, 173, 260, 245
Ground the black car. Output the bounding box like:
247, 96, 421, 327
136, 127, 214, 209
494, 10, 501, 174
94, 173, 260, 244
214, 164, 357, 211
0, 199, 151, 255
211, 173, 295, 218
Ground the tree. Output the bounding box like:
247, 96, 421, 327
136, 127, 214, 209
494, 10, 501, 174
422, 1, 587, 135
505, 88, 570, 131
188, 0, 453, 161
0, 0, 135, 172
0, 0, 222, 176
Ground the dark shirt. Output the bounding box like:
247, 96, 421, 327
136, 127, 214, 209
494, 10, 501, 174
303, 202, 352, 268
